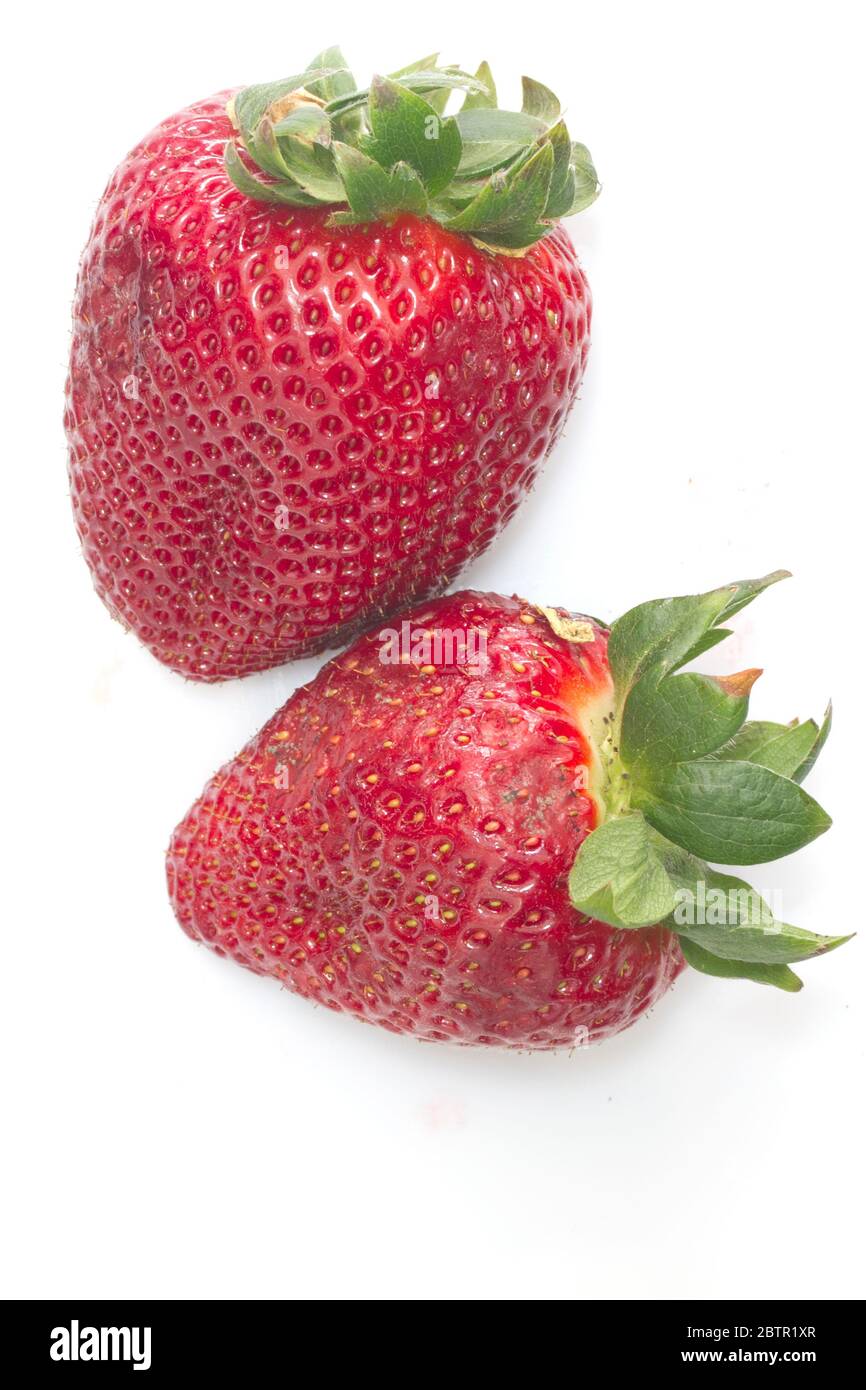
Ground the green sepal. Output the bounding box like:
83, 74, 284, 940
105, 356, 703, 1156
271, 103, 330, 144
224, 141, 318, 205
363, 76, 462, 197
224, 54, 597, 251
276, 144, 343, 202
271, 107, 344, 202
670, 866, 850, 964
304, 48, 356, 104
710, 704, 832, 783
304, 49, 362, 138
677, 919, 851, 967
462, 61, 497, 111
678, 937, 804, 992
673, 626, 732, 665
567, 807, 847, 990
567, 143, 602, 214
569, 812, 846, 965
796, 703, 832, 781
632, 758, 831, 865
454, 108, 546, 177
330, 144, 428, 221
568, 810, 841, 961
567, 813, 686, 929
325, 69, 488, 121
232, 68, 340, 149
444, 141, 554, 249
608, 571, 789, 712
244, 117, 299, 183
389, 56, 455, 115
521, 76, 561, 123
621, 670, 753, 771
565, 572, 846, 994
544, 121, 577, 219
390, 53, 440, 75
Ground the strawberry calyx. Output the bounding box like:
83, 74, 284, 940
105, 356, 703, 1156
224, 47, 599, 252
567, 572, 850, 991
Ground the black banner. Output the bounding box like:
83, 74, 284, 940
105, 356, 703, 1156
0, 1300, 859, 1375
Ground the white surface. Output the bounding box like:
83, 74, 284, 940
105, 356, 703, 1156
2, 0, 863, 1300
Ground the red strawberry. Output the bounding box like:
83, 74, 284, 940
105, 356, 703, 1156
65, 52, 598, 680
166, 578, 846, 1048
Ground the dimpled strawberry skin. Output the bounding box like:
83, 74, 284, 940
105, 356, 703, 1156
167, 592, 683, 1048
65, 96, 592, 681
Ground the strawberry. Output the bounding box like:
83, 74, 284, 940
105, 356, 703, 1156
65, 51, 598, 680
166, 576, 848, 1048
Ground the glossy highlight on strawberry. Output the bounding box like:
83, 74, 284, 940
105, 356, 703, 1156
65, 54, 596, 681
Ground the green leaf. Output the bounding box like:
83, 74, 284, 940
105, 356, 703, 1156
250, 119, 301, 181
390, 53, 440, 77
304, 48, 355, 103
306, 50, 362, 139
796, 703, 832, 782
715, 573, 791, 624
387, 57, 477, 112
633, 759, 832, 864
522, 76, 561, 123
241, 101, 332, 187
567, 143, 601, 214
462, 61, 497, 111
233, 69, 338, 142
711, 706, 831, 783
570, 808, 850, 967
389, 55, 452, 115
455, 108, 547, 176
678, 935, 803, 991
568, 813, 694, 928
330, 144, 428, 221
621, 671, 753, 771
608, 572, 789, 713
544, 121, 576, 219
670, 866, 850, 963
270, 107, 344, 201
445, 141, 554, 249
675, 627, 732, 666
242, 120, 295, 182
277, 140, 344, 202
224, 141, 318, 205
272, 104, 330, 142
678, 918, 851, 965
226, 56, 598, 246
576, 572, 847, 995
363, 76, 462, 197
326, 70, 488, 120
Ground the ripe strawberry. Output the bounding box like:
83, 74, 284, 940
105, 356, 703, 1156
166, 577, 847, 1048
65, 51, 598, 680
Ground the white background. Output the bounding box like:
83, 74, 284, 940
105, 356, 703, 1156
2, 0, 863, 1300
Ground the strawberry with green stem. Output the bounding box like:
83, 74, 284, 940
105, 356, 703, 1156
167, 573, 847, 1047
66, 49, 598, 680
